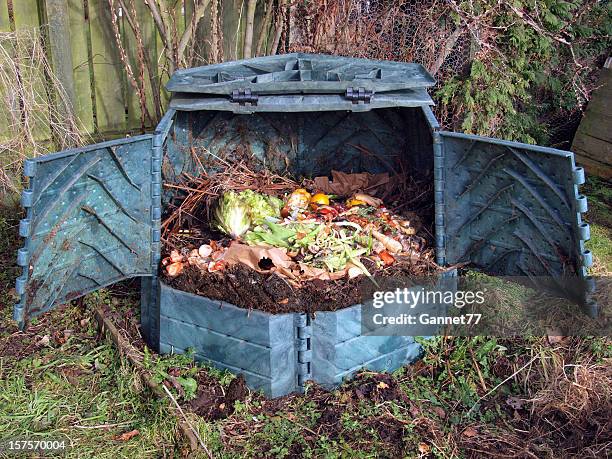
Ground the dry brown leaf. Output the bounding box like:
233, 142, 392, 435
224, 244, 294, 272
547, 332, 566, 344
376, 381, 389, 389
462, 427, 478, 437
418, 442, 430, 454
114, 429, 140, 442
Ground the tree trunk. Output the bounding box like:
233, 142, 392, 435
243, 0, 257, 58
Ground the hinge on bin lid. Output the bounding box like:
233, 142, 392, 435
345, 87, 373, 104
230, 88, 258, 106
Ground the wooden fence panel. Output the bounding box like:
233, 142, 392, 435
123, 1, 158, 131
11, 0, 41, 29
88, 0, 127, 134
0, 1, 10, 31
67, 0, 95, 132
0, 2, 13, 143
12, 0, 53, 142
0, 0, 275, 144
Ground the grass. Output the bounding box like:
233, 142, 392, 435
584, 176, 612, 273
0, 174, 610, 458
0, 344, 178, 458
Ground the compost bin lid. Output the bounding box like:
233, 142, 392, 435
166, 53, 435, 95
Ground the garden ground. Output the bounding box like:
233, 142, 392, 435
0, 177, 610, 458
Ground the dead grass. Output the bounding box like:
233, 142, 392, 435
0, 28, 89, 193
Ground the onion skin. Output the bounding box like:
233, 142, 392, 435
166, 262, 184, 277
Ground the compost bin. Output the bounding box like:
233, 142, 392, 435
14, 54, 593, 397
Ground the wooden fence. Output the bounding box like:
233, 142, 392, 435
0, 0, 273, 141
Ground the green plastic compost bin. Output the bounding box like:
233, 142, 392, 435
14, 54, 593, 397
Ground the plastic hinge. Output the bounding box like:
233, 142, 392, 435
297, 326, 311, 340
582, 250, 593, 268
23, 159, 36, 177
573, 167, 585, 185
585, 276, 596, 293
15, 276, 27, 295
298, 373, 311, 387
298, 349, 312, 363
295, 313, 312, 390
579, 223, 590, 241
576, 195, 588, 213
153, 134, 164, 148
21, 190, 34, 208
345, 87, 373, 104
19, 219, 31, 237
16, 248, 28, 266
231, 89, 259, 106
13, 304, 23, 322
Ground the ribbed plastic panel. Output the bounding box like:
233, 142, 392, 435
158, 279, 450, 398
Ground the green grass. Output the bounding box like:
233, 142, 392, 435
587, 223, 612, 273
0, 331, 180, 458
583, 176, 612, 273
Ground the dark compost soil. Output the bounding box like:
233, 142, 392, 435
164, 255, 441, 315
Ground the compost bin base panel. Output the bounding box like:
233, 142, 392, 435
311, 305, 422, 388
159, 282, 298, 398
157, 281, 432, 398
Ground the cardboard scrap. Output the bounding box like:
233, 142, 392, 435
313, 170, 390, 197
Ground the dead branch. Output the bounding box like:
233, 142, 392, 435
143, 0, 172, 71
94, 307, 212, 456
107, 0, 151, 127
118, 0, 162, 120
429, 27, 463, 76
271, 0, 286, 54
0, 29, 88, 193
177, 0, 212, 66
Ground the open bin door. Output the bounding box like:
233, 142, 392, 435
13, 135, 159, 328
438, 132, 591, 297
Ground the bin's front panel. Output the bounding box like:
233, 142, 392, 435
159, 282, 298, 398
14, 135, 155, 327
439, 132, 590, 279
311, 304, 422, 388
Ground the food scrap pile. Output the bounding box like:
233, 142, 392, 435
162, 173, 435, 285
